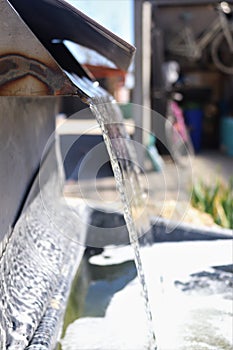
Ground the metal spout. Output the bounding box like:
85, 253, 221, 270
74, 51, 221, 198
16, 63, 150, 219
1, 0, 135, 98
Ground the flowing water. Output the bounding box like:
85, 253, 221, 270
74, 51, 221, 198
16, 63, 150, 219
67, 73, 157, 348
0, 147, 88, 349
90, 103, 157, 349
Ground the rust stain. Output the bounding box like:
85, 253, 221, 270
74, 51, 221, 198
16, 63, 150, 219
0, 53, 77, 96
0, 76, 50, 96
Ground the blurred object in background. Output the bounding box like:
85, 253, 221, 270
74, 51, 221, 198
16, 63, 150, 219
220, 116, 233, 156
184, 103, 203, 153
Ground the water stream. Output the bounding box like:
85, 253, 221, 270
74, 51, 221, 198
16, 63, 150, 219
63, 67, 159, 347
64, 73, 157, 347
87, 84, 157, 348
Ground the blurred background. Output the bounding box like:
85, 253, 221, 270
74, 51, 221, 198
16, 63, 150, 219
61, 0, 233, 230
65, 0, 233, 158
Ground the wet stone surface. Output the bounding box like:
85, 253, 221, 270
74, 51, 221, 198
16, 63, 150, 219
175, 268, 233, 298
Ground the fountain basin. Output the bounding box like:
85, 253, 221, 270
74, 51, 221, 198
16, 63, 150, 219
79, 204, 233, 248
61, 238, 233, 350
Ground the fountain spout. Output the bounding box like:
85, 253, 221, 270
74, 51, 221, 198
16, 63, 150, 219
8, 0, 136, 72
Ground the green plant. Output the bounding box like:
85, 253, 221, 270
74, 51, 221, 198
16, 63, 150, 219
191, 177, 233, 229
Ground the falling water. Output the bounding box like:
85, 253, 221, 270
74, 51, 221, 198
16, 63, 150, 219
90, 102, 157, 349
70, 76, 157, 349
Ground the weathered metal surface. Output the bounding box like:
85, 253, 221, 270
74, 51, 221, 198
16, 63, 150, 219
0, 0, 78, 96
0, 0, 91, 251
0, 54, 76, 96
0, 97, 56, 256
0, 0, 135, 98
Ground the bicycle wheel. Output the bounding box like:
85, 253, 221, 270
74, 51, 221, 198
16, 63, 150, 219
211, 27, 233, 74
